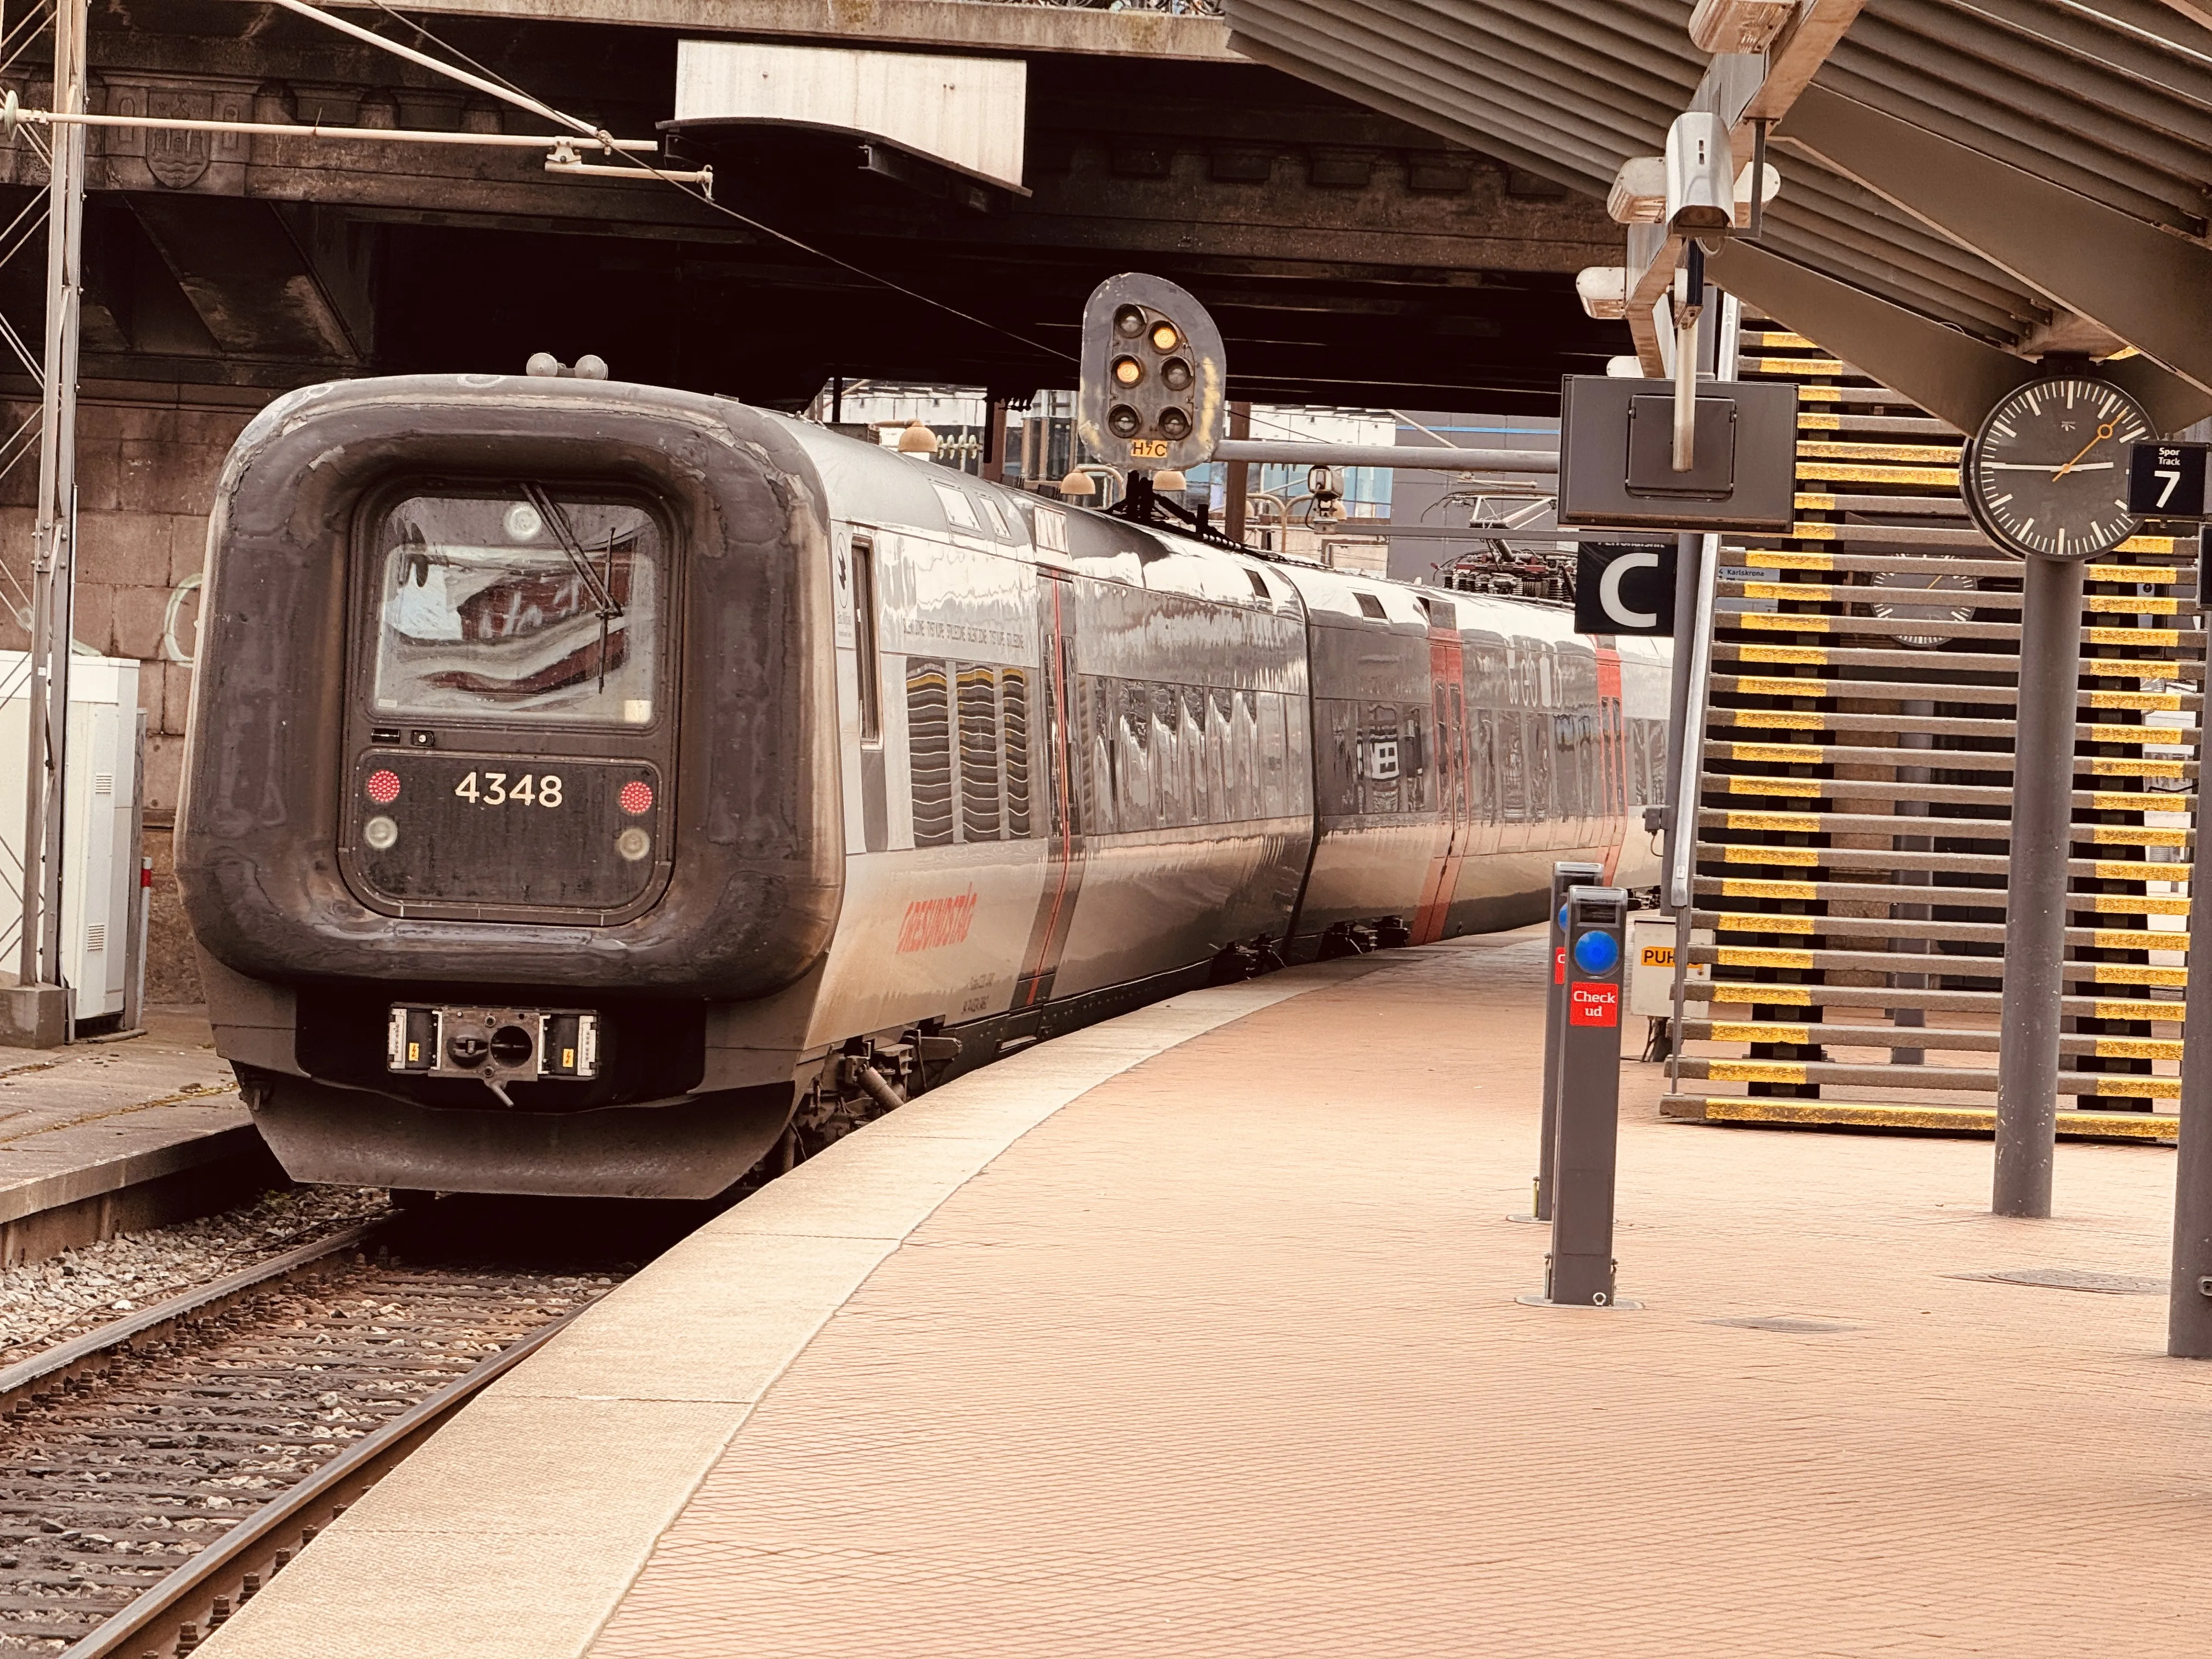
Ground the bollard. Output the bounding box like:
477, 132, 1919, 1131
1524, 885, 1637, 1310
1531, 861, 1604, 1222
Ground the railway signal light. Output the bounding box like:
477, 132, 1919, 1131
1078, 273, 1228, 475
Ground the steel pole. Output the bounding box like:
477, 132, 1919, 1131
2169, 532, 2212, 1355
1223, 402, 1251, 544
1657, 529, 1701, 897
18, 0, 87, 992
1994, 554, 2085, 1217
2168, 882, 2212, 1353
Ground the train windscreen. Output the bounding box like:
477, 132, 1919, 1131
370, 489, 663, 725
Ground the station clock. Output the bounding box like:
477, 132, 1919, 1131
1962, 374, 2155, 560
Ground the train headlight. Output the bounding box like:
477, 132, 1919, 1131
363, 815, 399, 851
616, 826, 651, 861
504, 503, 543, 540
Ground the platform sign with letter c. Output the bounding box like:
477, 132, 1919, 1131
1574, 542, 1677, 636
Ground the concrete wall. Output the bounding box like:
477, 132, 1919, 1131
0, 396, 259, 1006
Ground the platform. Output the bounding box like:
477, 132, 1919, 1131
204, 930, 2209, 1658
0, 1008, 275, 1265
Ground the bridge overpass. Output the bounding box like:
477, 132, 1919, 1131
0, 0, 1620, 411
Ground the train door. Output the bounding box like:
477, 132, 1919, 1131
1410, 611, 1467, 944
1012, 568, 1085, 1007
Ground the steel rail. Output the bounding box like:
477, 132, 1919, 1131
53, 1276, 584, 1659
0, 1219, 383, 1416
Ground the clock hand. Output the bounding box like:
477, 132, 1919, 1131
2052, 418, 2119, 481
1982, 461, 2116, 472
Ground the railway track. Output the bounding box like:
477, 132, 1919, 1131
0, 1203, 653, 1657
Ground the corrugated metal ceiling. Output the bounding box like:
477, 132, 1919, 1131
1222, 0, 2212, 352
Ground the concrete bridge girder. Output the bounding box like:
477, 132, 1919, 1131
0, 9, 1619, 401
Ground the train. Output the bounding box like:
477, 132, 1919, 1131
176, 374, 1671, 1199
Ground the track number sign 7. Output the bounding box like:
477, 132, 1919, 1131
2126, 441, 2210, 520
455, 771, 565, 808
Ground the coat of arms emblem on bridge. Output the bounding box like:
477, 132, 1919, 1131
144, 89, 211, 189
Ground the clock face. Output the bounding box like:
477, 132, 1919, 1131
1963, 375, 2153, 559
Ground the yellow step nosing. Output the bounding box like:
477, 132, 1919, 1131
1695, 1099, 2176, 1139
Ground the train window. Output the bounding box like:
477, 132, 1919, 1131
957, 665, 1003, 840
906, 658, 955, 847
1319, 700, 1358, 817
1473, 708, 1499, 823
1182, 686, 1209, 825
1285, 692, 1312, 814
1420, 596, 1455, 629
1153, 685, 1188, 827
977, 493, 1013, 540
370, 491, 661, 725
1245, 569, 1271, 601
1525, 713, 1553, 830
1402, 706, 1430, 814
1499, 712, 1527, 822
933, 481, 981, 532
1361, 702, 1402, 814
1083, 676, 1114, 835
1579, 713, 1598, 823
1231, 689, 1260, 820
1001, 667, 1032, 837
1259, 693, 1290, 817
1646, 721, 1669, 808
1553, 714, 1582, 823
1207, 689, 1235, 822
1118, 681, 1155, 828
1355, 591, 1386, 620
851, 538, 880, 741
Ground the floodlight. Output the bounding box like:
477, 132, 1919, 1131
1576, 267, 1629, 321
1605, 157, 1667, 225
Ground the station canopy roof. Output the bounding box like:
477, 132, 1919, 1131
1222, 0, 2212, 426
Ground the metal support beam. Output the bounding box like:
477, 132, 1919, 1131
1210, 438, 1556, 473
1707, 239, 2029, 434
1993, 554, 2084, 1218
1707, 239, 2212, 437
1742, 0, 1871, 125
1776, 83, 2212, 402
18, 0, 87, 1004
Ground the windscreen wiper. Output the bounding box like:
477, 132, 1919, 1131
520, 482, 623, 620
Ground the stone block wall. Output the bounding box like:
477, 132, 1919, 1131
1, 396, 262, 1006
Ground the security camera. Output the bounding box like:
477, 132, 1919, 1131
1664, 112, 1734, 235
